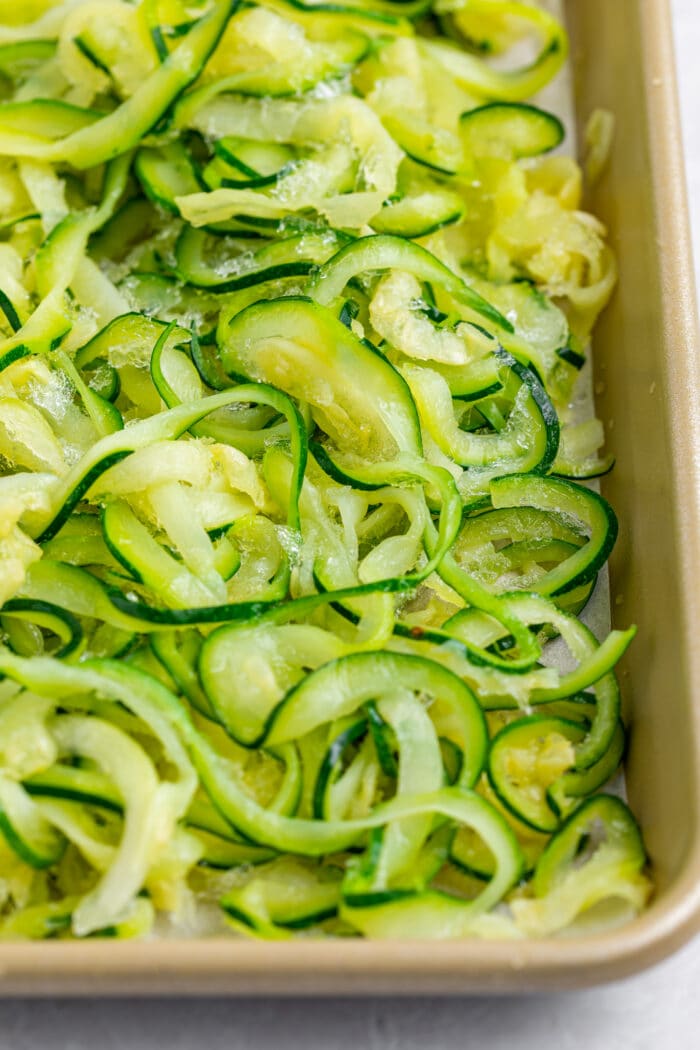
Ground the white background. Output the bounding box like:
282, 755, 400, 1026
1, 1, 700, 1045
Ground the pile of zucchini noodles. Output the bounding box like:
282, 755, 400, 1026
0, 0, 651, 941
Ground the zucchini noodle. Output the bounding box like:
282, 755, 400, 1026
0, 0, 650, 941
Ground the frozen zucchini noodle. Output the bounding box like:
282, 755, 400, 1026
0, 0, 650, 942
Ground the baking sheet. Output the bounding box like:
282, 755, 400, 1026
1, 0, 699, 993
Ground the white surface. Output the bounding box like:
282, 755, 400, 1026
2, 2, 700, 1046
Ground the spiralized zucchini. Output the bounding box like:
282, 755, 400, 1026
0, 0, 650, 941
